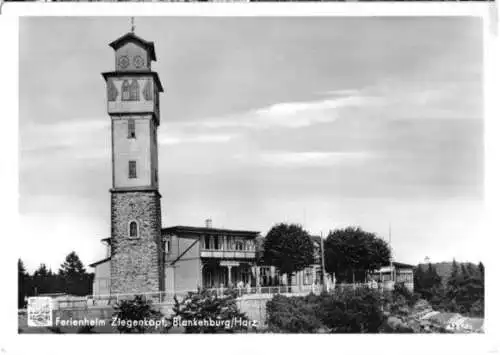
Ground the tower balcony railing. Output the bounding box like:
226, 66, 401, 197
200, 248, 256, 259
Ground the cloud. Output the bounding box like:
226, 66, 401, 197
252, 95, 370, 128
185, 90, 381, 130
158, 132, 237, 146
235, 151, 373, 167
360, 79, 482, 121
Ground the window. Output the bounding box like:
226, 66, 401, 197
121, 80, 130, 101
128, 119, 136, 138
121, 79, 139, 101
204, 235, 210, 250
165, 238, 171, 254
128, 161, 137, 179
213, 236, 219, 250
260, 267, 271, 286
143, 79, 153, 101
315, 269, 322, 285
235, 241, 243, 251
129, 221, 138, 238
130, 80, 139, 101
304, 268, 313, 285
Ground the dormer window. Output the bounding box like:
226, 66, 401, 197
129, 221, 138, 238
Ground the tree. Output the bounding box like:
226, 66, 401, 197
262, 223, 314, 286
446, 259, 460, 304
18, 259, 29, 308
478, 261, 484, 279
460, 264, 469, 279
414, 263, 442, 304
34, 263, 50, 278
59, 251, 86, 277
413, 264, 426, 294
449, 259, 459, 283
324, 227, 391, 283
58, 251, 92, 296
415, 260, 485, 317
446, 259, 463, 312
466, 263, 476, 277
32, 263, 54, 295
453, 263, 484, 317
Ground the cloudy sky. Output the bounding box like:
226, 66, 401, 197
19, 16, 484, 273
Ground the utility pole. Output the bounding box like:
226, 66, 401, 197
320, 231, 327, 292
389, 223, 394, 283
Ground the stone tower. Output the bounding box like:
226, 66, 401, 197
102, 31, 164, 295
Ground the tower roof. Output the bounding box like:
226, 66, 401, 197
109, 32, 157, 61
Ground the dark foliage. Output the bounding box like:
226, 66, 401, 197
18, 259, 28, 308
319, 288, 386, 333
171, 288, 248, 333
112, 295, 163, 333
263, 223, 314, 284
414, 263, 442, 301
58, 251, 93, 296
324, 227, 391, 283
393, 282, 419, 306
18, 253, 94, 308
415, 260, 484, 317
266, 294, 323, 333
266, 289, 386, 333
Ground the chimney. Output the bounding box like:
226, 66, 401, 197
205, 218, 212, 228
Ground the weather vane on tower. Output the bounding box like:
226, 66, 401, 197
130, 17, 135, 33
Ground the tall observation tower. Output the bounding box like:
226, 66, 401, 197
102, 28, 165, 295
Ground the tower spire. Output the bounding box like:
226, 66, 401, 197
130, 17, 135, 33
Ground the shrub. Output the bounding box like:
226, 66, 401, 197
266, 294, 323, 333
394, 282, 413, 302
266, 289, 386, 333
171, 288, 248, 333
112, 295, 163, 333
319, 288, 386, 333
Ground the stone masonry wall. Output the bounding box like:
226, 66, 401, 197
110, 190, 163, 294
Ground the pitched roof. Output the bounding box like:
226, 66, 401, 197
89, 257, 111, 268
392, 261, 415, 269
109, 32, 157, 61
